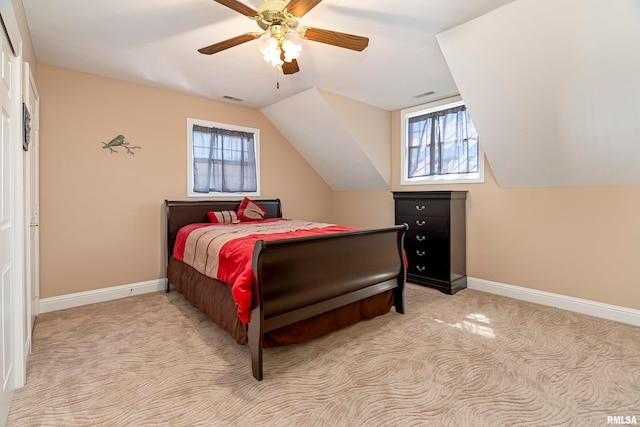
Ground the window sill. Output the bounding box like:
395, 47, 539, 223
187, 191, 261, 198
401, 173, 484, 186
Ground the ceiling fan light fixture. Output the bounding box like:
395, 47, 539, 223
259, 36, 284, 68
282, 39, 301, 62
259, 33, 301, 69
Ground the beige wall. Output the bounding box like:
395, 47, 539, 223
37, 63, 640, 312
37, 64, 333, 298
331, 191, 394, 229
332, 110, 640, 311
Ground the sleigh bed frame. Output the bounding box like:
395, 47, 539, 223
165, 199, 407, 380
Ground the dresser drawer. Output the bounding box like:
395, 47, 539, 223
405, 229, 448, 246
406, 256, 449, 281
395, 199, 449, 218
403, 216, 449, 233
405, 244, 447, 265
404, 240, 449, 262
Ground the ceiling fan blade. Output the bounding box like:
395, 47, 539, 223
279, 49, 300, 74
282, 59, 300, 75
299, 27, 369, 51
198, 33, 261, 55
213, 0, 258, 18
286, 0, 323, 17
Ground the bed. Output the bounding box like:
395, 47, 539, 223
165, 199, 407, 380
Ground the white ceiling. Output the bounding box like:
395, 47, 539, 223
438, 0, 640, 187
262, 88, 391, 191
22, 0, 515, 111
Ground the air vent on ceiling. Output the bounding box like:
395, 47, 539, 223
222, 95, 245, 102
414, 91, 435, 99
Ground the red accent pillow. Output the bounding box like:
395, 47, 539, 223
207, 210, 239, 224
236, 197, 266, 221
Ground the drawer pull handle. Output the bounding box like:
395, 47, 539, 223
416, 265, 426, 271
416, 220, 426, 226
416, 235, 426, 241
415, 205, 426, 211
416, 250, 426, 256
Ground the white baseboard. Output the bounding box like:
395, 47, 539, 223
22, 335, 31, 385
37, 277, 640, 327
39, 279, 167, 314
467, 277, 640, 327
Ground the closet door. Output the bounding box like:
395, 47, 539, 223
0, 21, 18, 420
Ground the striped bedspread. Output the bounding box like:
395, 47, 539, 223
173, 218, 356, 323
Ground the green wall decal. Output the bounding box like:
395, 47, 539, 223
101, 135, 141, 154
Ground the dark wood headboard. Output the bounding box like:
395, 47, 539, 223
164, 199, 282, 260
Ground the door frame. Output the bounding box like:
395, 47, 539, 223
23, 61, 39, 355
0, 3, 27, 425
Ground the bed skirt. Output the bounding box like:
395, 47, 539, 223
167, 257, 394, 347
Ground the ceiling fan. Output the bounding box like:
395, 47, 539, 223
198, 0, 369, 75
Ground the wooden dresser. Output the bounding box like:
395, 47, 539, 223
392, 191, 468, 294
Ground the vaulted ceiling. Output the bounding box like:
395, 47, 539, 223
438, 0, 640, 187
21, 0, 640, 189
262, 88, 391, 191
21, 0, 514, 111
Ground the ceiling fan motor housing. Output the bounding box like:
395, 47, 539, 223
258, 0, 299, 28
257, 0, 289, 14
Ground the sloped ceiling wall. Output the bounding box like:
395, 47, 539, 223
261, 88, 391, 191
437, 0, 640, 187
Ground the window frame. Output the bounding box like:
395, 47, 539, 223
187, 117, 261, 197
400, 96, 484, 186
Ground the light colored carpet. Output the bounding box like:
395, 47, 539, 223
7, 284, 640, 426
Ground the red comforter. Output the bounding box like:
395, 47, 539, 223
173, 218, 356, 324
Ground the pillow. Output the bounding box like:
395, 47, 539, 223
236, 197, 266, 221
207, 210, 239, 224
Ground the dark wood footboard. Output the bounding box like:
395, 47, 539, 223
249, 224, 407, 380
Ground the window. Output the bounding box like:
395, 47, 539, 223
401, 97, 483, 185
187, 118, 260, 197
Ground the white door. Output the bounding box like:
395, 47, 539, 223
0, 23, 18, 420
23, 63, 39, 340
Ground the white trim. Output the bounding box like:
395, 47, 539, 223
39, 279, 167, 314
467, 277, 640, 327
23, 336, 31, 369
10, 26, 26, 391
